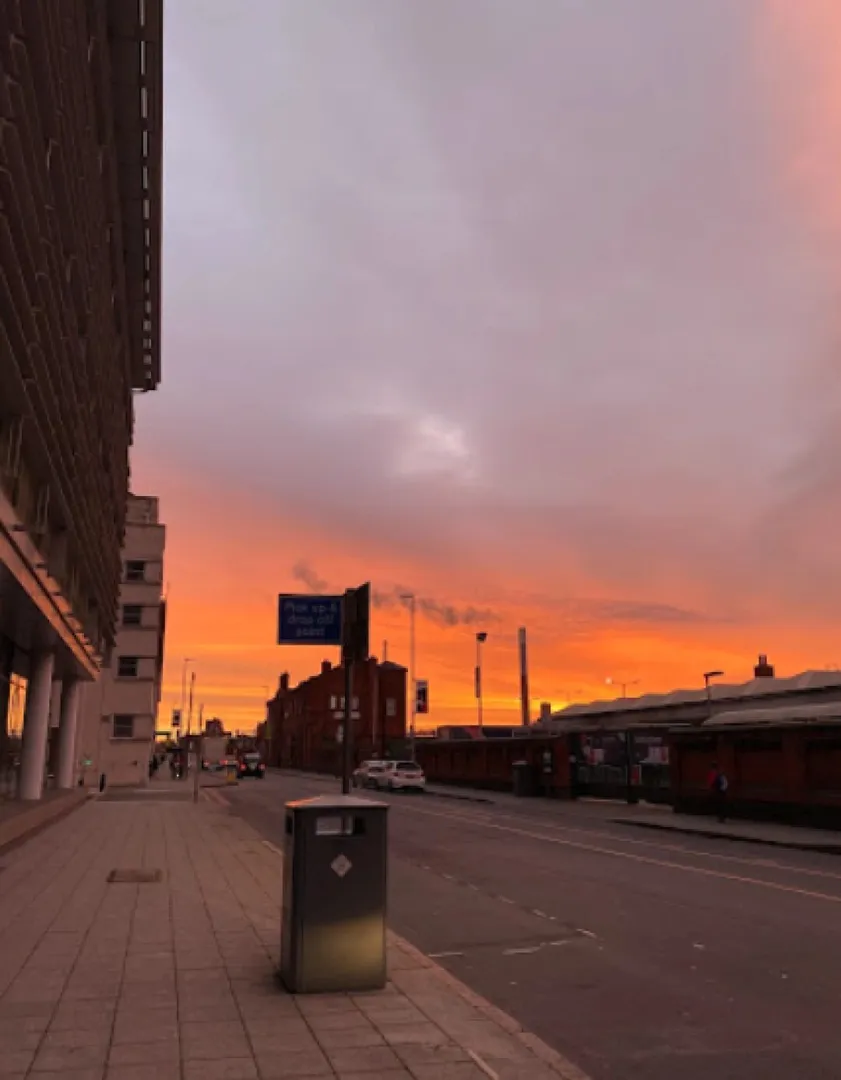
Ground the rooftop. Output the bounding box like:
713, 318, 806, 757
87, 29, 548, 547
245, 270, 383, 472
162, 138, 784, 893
549, 670, 841, 723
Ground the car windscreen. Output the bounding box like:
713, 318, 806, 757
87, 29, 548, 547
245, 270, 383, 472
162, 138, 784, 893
396, 761, 421, 770
244, 754, 260, 762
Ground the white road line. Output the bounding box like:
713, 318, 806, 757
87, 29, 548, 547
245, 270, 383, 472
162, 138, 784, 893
576, 928, 597, 939
391, 799, 841, 882
468, 1050, 501, 1080
442, 872, 456, 881
397, 803, 841, 905
261, 840, 283, 856
428, 950, 465, 959
499, 896, 516, 905
503, 946, 541, 956
532, 909, 548, 918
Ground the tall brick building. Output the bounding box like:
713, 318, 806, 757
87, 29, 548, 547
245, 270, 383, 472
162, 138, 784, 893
0, 1, 163, 799
265, 659, 407, 772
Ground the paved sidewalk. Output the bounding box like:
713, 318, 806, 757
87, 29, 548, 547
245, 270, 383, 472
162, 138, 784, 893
611, 809, 841, 853
0, 786, 589, 1080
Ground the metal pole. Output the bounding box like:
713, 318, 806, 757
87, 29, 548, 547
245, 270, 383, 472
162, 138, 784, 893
371, 659, 380, 759
342, 661, 353, 794
187, 671, 195, 737
409, 597, 416, 759
476, 636, 483, 728
193, 735, 202, 803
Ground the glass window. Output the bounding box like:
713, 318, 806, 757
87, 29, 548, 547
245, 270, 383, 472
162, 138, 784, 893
113, 714, 134, 739
125, 560, 146, 582
117, 656, 139, 678
122, 605, 142, 627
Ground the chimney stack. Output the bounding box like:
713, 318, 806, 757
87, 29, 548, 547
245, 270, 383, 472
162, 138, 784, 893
279, 673, 289, 692
754, 654, 775, 678
539, 702, 552, 722
321, 660, 332, 676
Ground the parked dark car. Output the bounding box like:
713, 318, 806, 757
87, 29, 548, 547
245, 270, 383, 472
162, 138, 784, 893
238, 752, 266, 778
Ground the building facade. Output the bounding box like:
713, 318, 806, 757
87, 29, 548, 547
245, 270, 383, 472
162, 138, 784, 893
0, 1, 163, 798
75, 495, 166, 787
265, 659, 407, 772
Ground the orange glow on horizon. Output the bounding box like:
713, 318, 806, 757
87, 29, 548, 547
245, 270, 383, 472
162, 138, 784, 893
135, 459, 838, 737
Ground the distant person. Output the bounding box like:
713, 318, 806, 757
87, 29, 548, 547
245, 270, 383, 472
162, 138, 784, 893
708, 761, 729, 822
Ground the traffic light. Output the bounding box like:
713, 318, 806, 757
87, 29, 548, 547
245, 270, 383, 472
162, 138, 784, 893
415, 679, 429, 715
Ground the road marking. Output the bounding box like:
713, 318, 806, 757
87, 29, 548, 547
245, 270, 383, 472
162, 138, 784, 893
499, 896, 516, 905
261, 840, 283, 856
395, 800, 841, 882
428, 950, 464, 959
442, 872, 456, 881
503, 945, 541, 955
397, 803, 841, 905
576, 928, 597, 939
532, 908, 548, 918
468, 1050, 500, 1080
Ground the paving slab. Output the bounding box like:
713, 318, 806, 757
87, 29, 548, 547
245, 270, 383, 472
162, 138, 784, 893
0, 782, 590, 1080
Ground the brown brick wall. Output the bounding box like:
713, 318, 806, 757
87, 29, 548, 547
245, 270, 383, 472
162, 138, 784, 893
267, 659, 408, 771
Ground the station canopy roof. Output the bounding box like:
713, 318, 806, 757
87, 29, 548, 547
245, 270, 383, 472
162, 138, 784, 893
549, 670, 841, 725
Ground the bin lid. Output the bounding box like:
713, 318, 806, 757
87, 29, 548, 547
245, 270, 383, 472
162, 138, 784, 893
285, 794, 388, 811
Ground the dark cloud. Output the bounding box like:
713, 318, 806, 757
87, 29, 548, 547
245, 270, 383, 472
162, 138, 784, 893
373, 586, 499, 629
291, 560, 329, 594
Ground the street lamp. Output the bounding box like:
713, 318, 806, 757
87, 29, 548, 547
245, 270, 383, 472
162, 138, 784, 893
180, 657, 194, 727
400, 594, 416, 758
606, 677, 639, 699
475, 632, 488, 728
703, 670, 724, 719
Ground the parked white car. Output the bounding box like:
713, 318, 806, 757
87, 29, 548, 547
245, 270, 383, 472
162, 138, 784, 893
351, 760, 387, 789
374, 761, 427, 793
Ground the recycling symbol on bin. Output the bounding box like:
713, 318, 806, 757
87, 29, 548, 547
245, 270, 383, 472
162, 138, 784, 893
331, 854, 352, 879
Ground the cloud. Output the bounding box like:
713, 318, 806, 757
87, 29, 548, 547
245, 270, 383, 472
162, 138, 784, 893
291, 560, 329, 594
131, 0, 841, 728
373, 587, 499, 629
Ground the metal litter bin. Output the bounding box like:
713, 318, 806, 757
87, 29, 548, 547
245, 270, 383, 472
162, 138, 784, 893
512, 760, 537, 797
280, 795, 388, 994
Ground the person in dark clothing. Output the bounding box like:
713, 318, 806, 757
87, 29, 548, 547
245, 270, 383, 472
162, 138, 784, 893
708, 761, 729, 822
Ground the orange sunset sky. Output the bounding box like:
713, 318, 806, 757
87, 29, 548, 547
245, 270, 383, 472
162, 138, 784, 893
132, 2, 841, 734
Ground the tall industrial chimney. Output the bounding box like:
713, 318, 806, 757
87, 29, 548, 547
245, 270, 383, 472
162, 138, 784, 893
518, 627, 530, 726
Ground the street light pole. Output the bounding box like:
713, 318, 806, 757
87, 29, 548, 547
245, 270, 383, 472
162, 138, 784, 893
704, 670, 724, 721
400, 595, 416, 759
476, 632, 488, 728
180, 658, 194, 720
606, 676, 639, 699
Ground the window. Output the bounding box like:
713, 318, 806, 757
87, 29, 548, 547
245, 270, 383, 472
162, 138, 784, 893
329, 695, 338, 710
113, 715, 134, 739
117, 656, 139, 678
386, 698, 397, 717
125, 560, 146, 582
122, 605, 142, 627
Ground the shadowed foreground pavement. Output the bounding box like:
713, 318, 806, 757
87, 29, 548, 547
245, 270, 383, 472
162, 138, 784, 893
0, 778, 586, 1080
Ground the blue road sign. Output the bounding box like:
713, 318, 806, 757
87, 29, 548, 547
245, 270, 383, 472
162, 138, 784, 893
278, 594, 344, 646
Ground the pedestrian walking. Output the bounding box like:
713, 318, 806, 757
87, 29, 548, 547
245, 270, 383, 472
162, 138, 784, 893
707, 761, 729, 822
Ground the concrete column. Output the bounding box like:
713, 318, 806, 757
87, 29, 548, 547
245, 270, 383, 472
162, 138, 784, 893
55, 678, 82, 790
18, 650, 55, 800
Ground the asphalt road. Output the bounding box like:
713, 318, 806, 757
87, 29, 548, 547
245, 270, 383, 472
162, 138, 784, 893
222, 771, 841, 1080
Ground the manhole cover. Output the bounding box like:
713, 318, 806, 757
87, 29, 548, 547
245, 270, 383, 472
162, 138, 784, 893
107, 868, 163, 884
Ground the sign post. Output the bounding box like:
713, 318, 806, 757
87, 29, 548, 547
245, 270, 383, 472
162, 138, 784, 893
341, 583, 370, 795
